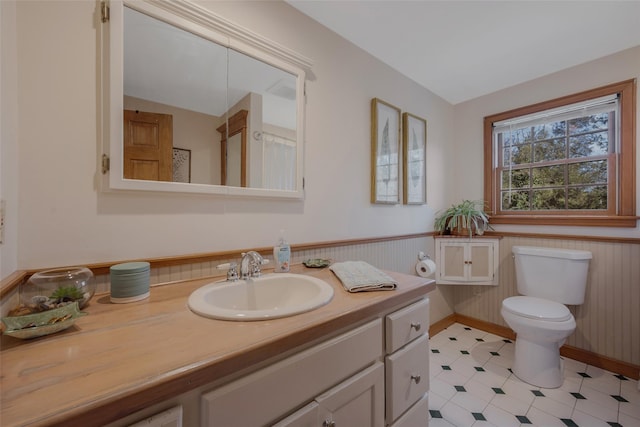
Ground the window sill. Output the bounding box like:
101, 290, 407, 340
489, 215, 639, 228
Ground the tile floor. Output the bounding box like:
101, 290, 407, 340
428, 323, 640, 427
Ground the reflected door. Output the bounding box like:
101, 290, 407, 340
123, 110, 173, 181
218, 110, 248, 187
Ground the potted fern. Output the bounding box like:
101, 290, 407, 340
434, 200, 491, 237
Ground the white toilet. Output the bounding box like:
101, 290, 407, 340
501, 246, 592, 388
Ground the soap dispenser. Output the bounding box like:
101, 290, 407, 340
273, 230, 291, 273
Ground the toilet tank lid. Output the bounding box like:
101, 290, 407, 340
512, 246, 592, 260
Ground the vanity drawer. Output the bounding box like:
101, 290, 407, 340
385, 298, 429, 353
385, 334, 430, 422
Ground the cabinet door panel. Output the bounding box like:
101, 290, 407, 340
316, 362, 384, 427
468, 242, 493, 282
271, 402, 319, 427
440, 243, 466, 281
389, 394, 428, 427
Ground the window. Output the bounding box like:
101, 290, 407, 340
483, 80, 636, 227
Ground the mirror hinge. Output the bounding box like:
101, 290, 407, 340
101, 154, 110, 174
101, 2, 110, 23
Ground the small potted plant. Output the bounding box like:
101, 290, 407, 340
434, 200, 492, 237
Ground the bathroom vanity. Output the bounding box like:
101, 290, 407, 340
0, 265, 434, 427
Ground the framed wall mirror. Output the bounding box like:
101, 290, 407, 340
102, 0, 311, 198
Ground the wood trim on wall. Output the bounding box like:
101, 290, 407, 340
4, 230, 638, 297
432, 313, 639, 381
484, 231, 640, 245
0, 233, 434, 297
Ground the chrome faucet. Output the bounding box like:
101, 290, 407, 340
240, 251, 265, 279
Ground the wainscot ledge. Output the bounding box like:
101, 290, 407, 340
0, 264, 435, 427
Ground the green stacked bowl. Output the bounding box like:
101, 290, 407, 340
110, 262, 150, 303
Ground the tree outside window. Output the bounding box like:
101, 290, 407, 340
483, 80, 636, 227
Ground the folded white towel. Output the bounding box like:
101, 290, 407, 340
329, 261, 397, 293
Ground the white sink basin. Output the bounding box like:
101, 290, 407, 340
188, 273, 334, 321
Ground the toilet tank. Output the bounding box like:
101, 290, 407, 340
512, 246, 592, 305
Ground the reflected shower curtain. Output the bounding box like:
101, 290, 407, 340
263, 133, 296, 191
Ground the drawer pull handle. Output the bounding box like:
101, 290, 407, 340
411, 374, 421, 384
323, 420, 336, 427
410, 322, 421, 331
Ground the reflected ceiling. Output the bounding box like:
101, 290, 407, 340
124, 7, 296, 129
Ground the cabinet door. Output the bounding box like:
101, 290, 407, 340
467, 242, 494, 282
272, 402, 319, 427
389, 394, 428, 427
316, 362, 384, 427
439, 242, 467, 281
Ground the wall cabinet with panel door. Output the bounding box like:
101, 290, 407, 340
435, 237, 500, 285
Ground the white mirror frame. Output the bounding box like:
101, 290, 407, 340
101, 0, 311, 199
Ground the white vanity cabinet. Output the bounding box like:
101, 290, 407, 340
435, 237, 499, 285
201, 319, 384, 426
200, 298, 431, 427
384, 298, 430, 426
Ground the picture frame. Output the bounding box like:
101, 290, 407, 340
402, 112, 427, 205
371, 98, 401, 204
172, 148, 191, 183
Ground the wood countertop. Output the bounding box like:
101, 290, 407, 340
0, 265, 435, 427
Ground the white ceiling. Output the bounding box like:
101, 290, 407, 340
287, 1, 640, 105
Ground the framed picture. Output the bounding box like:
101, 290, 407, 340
172, 148, 191, 183
371, 98, 401, 204
402, 113, 427, 204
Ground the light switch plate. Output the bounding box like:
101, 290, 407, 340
0, 199, 5, 244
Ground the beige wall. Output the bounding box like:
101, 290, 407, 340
1, 0, 19, 278
3, 0, 451, 273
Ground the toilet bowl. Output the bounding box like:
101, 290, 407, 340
502, 296, 576, 388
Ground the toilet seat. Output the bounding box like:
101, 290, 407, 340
502, 296, 572, 322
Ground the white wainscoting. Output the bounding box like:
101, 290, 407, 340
452, 237, 640, 367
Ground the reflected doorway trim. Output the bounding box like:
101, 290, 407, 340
217, 110, 248, 187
